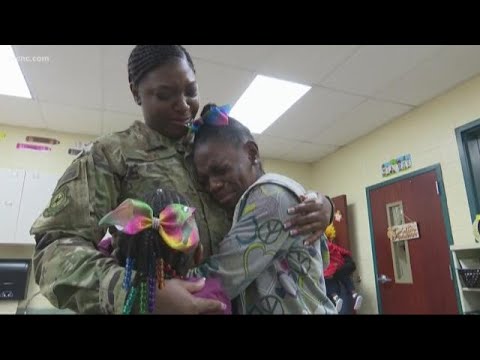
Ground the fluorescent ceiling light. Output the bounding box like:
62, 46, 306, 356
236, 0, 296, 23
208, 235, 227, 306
0, 45, 32, 99
230, 75, 310, 134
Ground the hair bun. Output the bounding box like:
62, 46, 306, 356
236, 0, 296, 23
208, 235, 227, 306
200, 103, 218, 117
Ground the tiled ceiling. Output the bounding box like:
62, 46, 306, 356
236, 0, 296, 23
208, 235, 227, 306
1, 45, 480, 162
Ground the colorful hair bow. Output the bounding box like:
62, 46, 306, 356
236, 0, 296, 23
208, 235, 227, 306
99, 199, 199, 253
188, 104, 231, 133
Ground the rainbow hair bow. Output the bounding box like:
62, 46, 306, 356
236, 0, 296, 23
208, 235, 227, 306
99, 199, 199, 253
189, 104, 231, 133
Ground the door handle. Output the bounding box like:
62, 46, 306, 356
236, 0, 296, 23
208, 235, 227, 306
378, 274, 392, 284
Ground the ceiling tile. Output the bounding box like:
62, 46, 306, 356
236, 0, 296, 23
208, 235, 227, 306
6, 45, 480, 163
184, 45, 276, 70
265, 86, 365, 142
254, 134, 295, 159
102, 45, 141, 114
375, 45, 480, 105
314, 99, 412, 146
194, 58, 256, 107
14, 45, 103, 109
321, 45, 443, 97
40, 102, 102, 136
257, 45, 360, 84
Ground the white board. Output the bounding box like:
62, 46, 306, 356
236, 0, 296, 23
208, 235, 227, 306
14, 171, 59, 245
0, 169, 25, 244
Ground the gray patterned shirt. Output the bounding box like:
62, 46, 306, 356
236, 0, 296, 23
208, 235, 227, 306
189, 173, 337, 315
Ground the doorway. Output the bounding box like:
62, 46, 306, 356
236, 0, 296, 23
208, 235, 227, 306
366, 164, 460, 314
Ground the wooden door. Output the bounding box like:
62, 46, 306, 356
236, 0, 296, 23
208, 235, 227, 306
368, 168, 458, 314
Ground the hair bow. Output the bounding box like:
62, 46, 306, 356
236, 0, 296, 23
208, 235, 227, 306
189, 104, 231, 133
99, 199, 199, 252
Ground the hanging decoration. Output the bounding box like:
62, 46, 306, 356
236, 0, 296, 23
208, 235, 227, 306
386, 212, 419, 242
387, 222, 420, 242
16, 143, 51, 152
334, 209, 343, 223
26, 136, 60, 145
473, 215, 480, 243
382, 154, 412, 178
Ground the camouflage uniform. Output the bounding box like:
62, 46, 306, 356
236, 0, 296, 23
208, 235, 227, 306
30, 121, 231, 314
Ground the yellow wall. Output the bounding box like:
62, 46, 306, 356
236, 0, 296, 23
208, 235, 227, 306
310, 74, 480, 314
263, 158, 313, 189
0, 124, 312, 187
0, 124, 95, 175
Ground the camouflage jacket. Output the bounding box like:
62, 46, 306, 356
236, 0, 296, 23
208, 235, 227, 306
31, 121, 231, 314
189, 174, 337, 315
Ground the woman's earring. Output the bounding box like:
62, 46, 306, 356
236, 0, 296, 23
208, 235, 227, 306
254, 159, 259, 165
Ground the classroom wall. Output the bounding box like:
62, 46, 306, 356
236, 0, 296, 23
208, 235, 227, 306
0, 124, 313, 186
310, 74, 480, 314
262, 158, 313, 189
0, 124, 96, 176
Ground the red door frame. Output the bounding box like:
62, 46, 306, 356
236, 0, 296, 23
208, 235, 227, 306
366, 163, 462, 314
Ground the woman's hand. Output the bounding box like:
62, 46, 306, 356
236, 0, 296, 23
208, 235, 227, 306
283, 192, 333, 246
154, 277, 227, 314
